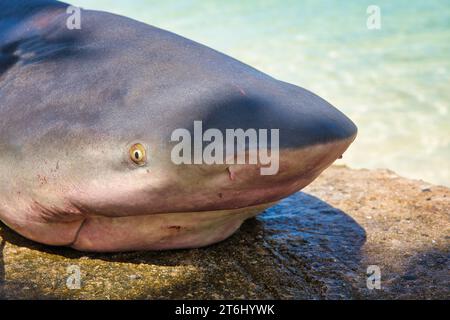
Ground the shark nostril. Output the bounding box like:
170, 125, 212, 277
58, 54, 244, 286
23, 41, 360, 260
227, 167, 236, 181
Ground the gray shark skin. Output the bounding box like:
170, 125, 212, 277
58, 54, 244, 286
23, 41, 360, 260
0, 0, 357, 252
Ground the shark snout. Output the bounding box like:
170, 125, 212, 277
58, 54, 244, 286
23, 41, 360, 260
197, 79, 357, 150
181, 83, 358, 208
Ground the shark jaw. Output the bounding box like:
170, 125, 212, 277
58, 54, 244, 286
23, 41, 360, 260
69, 136, 355, 252
70, 202, 277, 252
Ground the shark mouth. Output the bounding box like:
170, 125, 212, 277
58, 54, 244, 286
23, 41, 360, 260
69, 202, 276, 252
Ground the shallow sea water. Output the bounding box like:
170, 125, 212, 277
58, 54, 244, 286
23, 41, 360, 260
72, 0, 450, 186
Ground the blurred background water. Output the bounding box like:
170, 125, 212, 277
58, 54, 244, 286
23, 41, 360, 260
72, 0, 450, 186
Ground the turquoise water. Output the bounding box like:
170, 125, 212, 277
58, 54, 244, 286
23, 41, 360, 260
72, 0, 450, 186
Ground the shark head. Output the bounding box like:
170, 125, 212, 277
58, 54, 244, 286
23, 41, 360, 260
0, 1, 356, 251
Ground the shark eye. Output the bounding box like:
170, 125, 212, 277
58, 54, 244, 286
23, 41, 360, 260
129, 143, 147, 165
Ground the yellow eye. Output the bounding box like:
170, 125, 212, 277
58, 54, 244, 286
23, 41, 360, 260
129, 143, 147, 165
